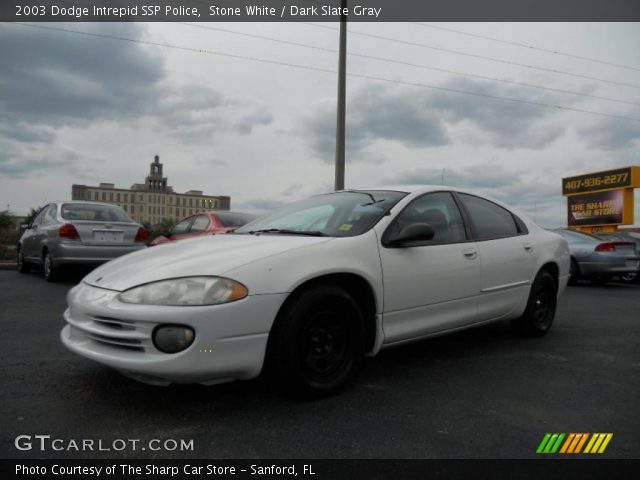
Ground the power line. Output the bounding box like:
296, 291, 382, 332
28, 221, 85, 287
9, 22, 640, 123
179, 22, 640, 107
413, 23, 640, 73
297, 0, 640, 73
303, 23, 640, 90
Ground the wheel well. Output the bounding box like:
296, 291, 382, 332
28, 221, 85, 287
540, 261, 559, 289
276, 273, 378, 353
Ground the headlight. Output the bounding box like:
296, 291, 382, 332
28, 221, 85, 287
118, 276, 248, 306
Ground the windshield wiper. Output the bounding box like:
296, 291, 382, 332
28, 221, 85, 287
246, 228, 327, 237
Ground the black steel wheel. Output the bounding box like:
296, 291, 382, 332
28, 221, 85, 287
511, 270, 557, 337
267, 285, 365, 398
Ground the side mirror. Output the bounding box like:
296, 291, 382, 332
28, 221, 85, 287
386, 223, 435, 248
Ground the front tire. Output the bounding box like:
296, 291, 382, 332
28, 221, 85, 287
511, 270, 557, 337
267, 286, 365, 398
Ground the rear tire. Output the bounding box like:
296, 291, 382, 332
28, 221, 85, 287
511, 270, 557, 337
568, 258, 580, 285
266, 286, 365, 398
17, 249, 30, 273
43, 251, 59, 282
619, 272, 638, 284
591, 275, 610, 286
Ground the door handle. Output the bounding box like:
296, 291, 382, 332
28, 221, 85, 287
462, 248, 477, 260
523, 243, 534, 252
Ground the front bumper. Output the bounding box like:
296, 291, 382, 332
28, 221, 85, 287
61, 282, 286, 385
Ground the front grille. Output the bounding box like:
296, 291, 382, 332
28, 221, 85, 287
93, 316, 136, 331
66, 308, 155, 354
87, 332, 144, 352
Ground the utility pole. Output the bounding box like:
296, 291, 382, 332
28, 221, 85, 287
334, 0, 347, 191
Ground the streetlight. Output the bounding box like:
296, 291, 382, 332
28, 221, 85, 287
334, 0, 347, 191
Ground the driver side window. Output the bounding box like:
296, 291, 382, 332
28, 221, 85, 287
388, 192, 467, 245
32, 206, 50, 226
171, 216, 194, 235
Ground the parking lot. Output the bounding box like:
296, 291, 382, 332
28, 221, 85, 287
1, 268, 639, 459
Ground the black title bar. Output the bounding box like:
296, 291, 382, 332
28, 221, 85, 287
2, 0, 640, 22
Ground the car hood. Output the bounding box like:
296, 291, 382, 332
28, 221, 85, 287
83, 234, 333, 291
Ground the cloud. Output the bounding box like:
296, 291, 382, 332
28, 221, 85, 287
302, 78, 575, 161
578, 117, 640, 150
234, 111, 274, 135
383, 163, 564, 227
0, 23, 275, 177
0, 142, 82, 179
0, 23, 164, 125
386, 164, 517, 190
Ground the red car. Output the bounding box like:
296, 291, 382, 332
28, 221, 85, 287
150, 211, 257, 246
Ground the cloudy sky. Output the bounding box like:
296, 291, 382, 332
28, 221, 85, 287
0, 21, 639, 226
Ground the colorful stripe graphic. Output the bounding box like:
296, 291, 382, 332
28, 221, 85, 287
537, 433, 613, 454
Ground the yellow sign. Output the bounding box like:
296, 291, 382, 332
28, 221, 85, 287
562, 166, 638, 232
562, 166, 640, 195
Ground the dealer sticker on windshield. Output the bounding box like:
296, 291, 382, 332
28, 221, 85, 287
339, 224, 353, 231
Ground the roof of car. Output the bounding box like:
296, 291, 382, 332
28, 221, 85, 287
50, 200, 124, 207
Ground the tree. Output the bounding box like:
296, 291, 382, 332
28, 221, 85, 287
145, 218, 176, 245
0, 210, 14, 232
0, 211, 16, 260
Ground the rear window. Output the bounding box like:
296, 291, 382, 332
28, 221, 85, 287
61, 203, 132, 222
458, 193, 519, 240
216, 212, 257, 227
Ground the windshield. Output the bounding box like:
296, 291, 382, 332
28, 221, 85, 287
61, 203, 133, 222
235, 190, 407, 237
216, 212, 257, 227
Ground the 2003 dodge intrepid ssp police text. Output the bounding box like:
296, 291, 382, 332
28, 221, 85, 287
61, 186, 570, 396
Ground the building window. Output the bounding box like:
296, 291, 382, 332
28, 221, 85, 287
101, 192, 106, 201
117, 193, 120, 202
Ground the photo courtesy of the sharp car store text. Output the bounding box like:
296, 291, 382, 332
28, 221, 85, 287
1, 1, 639, 479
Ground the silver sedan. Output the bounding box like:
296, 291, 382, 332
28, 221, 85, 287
18, 201, 148, 281
554, 228, 640, 285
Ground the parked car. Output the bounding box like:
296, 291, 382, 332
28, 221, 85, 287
18, 201, 147, 281
150, 211, 256, 246
553, 228, 640, 285
61, 187, 570, 397
594, 231, 640, 283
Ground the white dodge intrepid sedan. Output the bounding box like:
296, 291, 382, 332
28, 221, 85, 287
62, 186, 570, 396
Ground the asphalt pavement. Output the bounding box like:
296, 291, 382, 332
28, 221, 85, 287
1, 269, 639, 459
